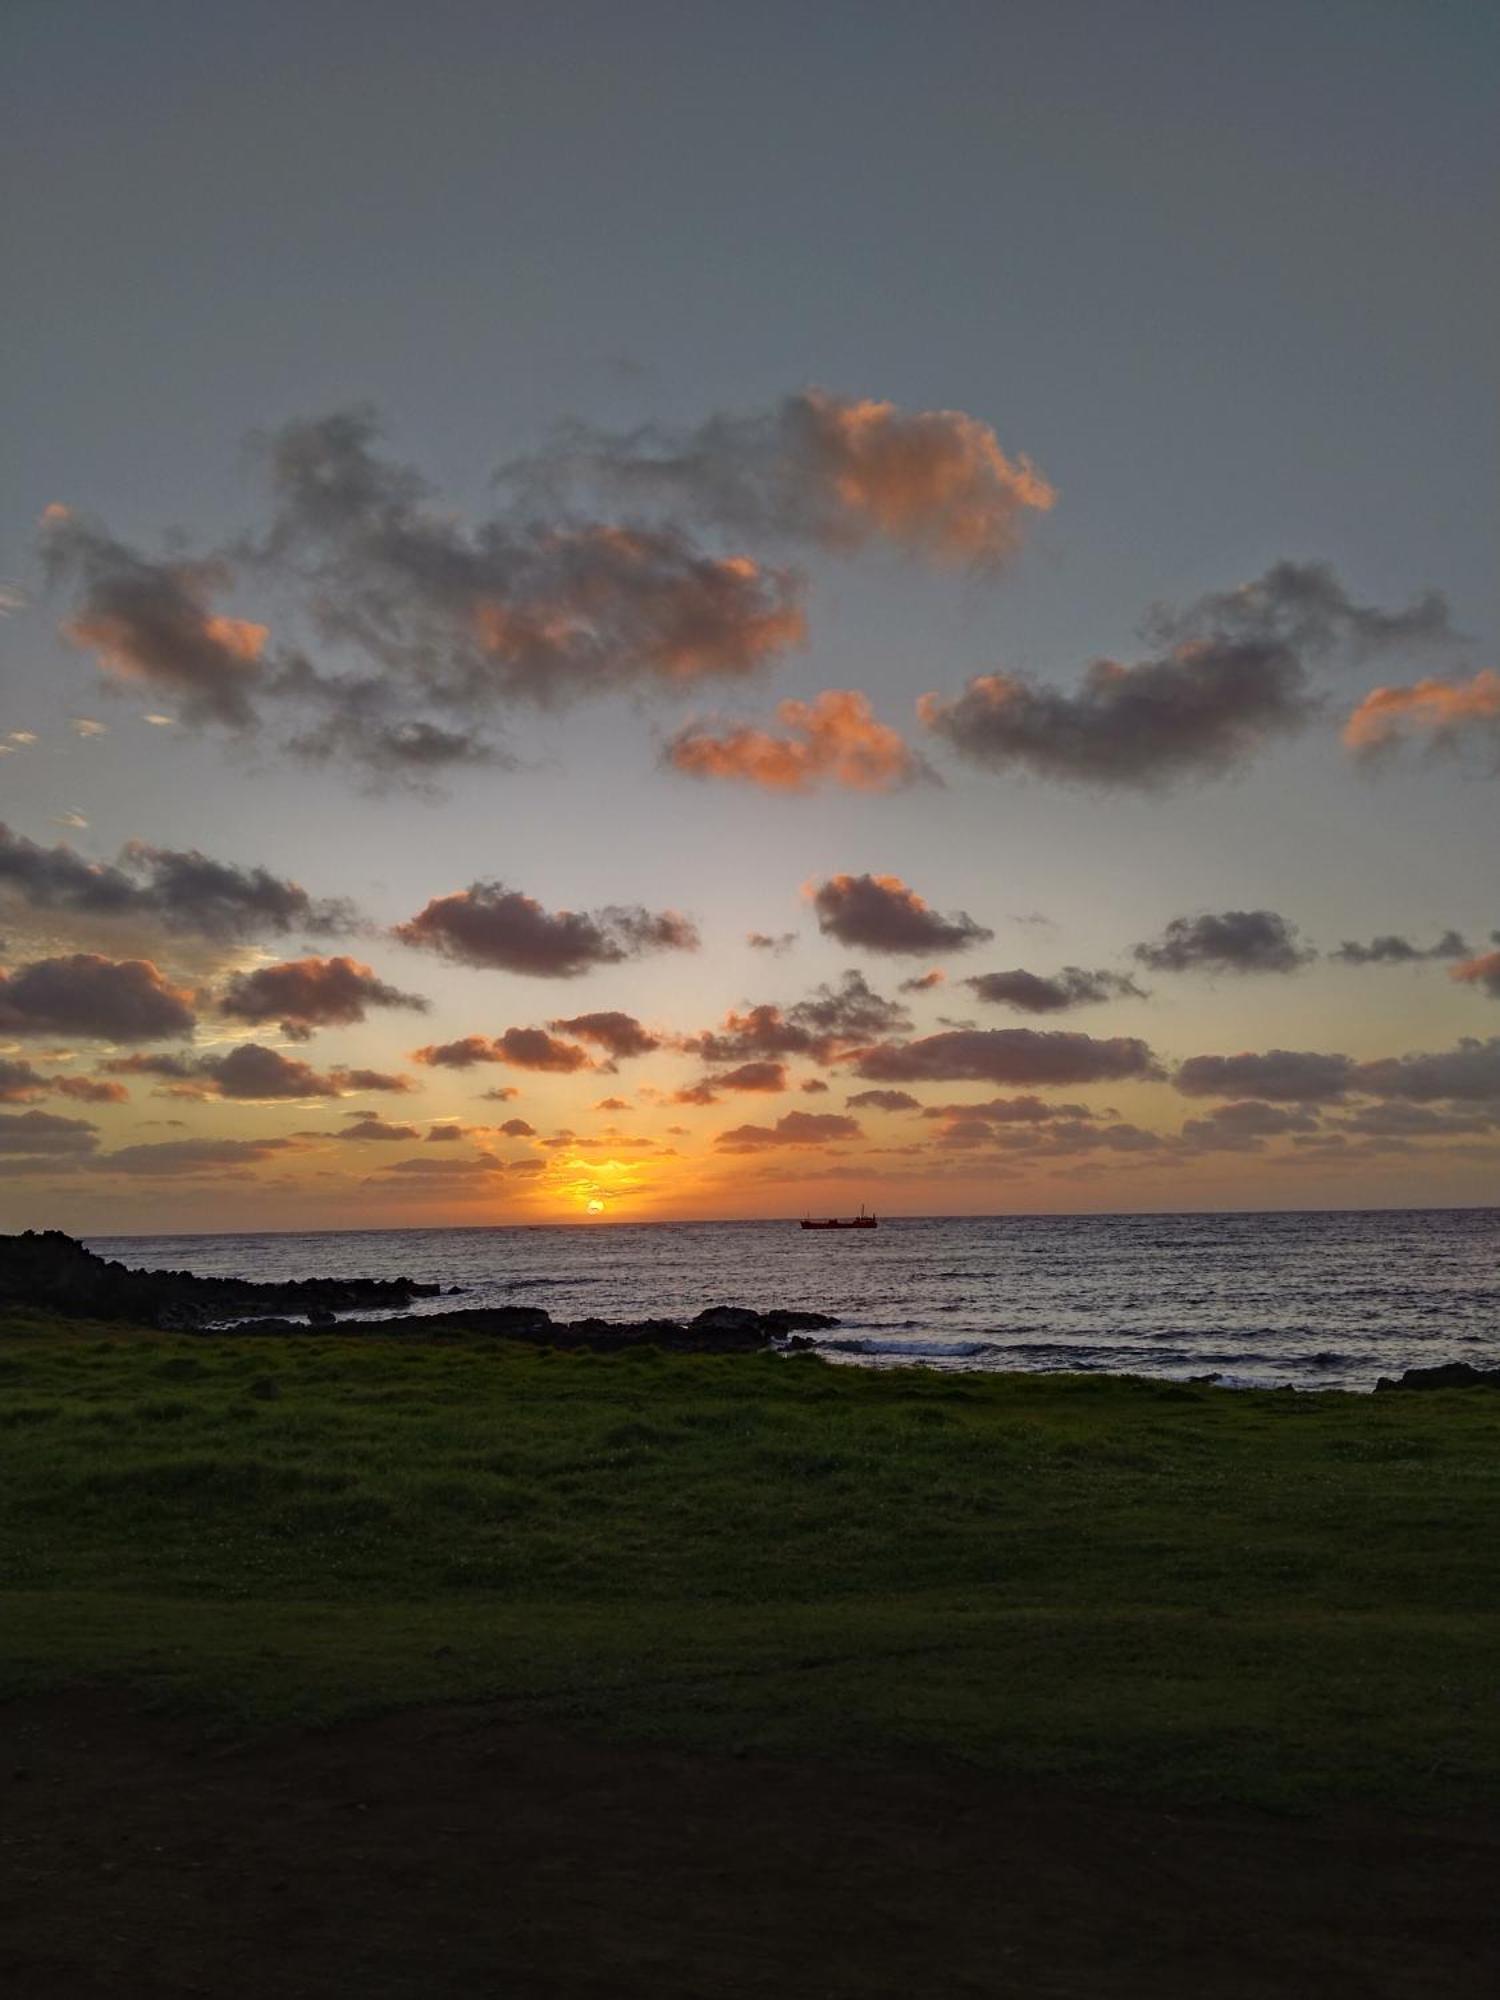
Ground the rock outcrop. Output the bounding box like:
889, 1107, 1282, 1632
0, 1236, 840, 1353
200, 1303, 839, 1353
1374, 1361, 1500, 1392
0, 1230, 442, 1330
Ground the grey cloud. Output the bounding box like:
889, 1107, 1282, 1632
1173, 1050, 1355, 1103
1134, 911, 1314, 976
394, 881, 699, 976
217, 955, 428, 1039
0, 954, 197, 1043
0, 822, 359, 944
1353, 1037, 1500, 1104
202, 1044, 345, 1099
920, 1095, 1093, 1124
919, 561, 1452, 790
42, 515, 265, 729
714, 1110, 863, 1152
0, 1108, 99, 1156
1180, 1100, 1322, 1151
846, 1089, 921, 1112
810, 874, 992, 956
850, 1029, 1162, 1086
257, 406, 804, 713
502, 388, 1055, 569
335, 1117, 422, 1142
0, 1057, 49, 1102
1337, 1103, 1498, 1138
547, 1011, 661, 1061
688, 971, 911, 1067
1333, 930, 1471, 965
101, 1136, 304, 1175
413, 1036, 501, 1069
965, 966, 1145, 1013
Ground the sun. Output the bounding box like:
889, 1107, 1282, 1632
586, 1199, 605, 1214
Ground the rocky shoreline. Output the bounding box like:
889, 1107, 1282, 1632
0, 1231, 837, 1353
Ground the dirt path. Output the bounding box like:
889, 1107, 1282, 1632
1, 1694, 1495, 1998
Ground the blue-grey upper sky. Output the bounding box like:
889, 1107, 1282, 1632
1, 0, 1496, 1228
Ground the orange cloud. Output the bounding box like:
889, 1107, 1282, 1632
802, 390, 1056, 566
1343, 670, 1500, 756
666, 689, 924, 793
1451, 951, 1500, 999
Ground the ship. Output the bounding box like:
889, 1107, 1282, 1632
800, 1205, 877, 1230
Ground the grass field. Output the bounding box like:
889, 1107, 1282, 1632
2, 1312, 1498, 1812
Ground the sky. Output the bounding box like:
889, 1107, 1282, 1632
1, 0, 1497, 1233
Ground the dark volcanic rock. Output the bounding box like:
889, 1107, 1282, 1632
691, 1305, 765, 1335
1375, 1362, 1500, 1392
0, 1230, 441, 1331
0, 1232, 834, 1356
760, 1309, 840, 1334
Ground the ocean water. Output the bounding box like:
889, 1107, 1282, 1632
83, 1208, 1500, 1392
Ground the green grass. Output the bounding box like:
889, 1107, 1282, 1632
2, 1310, 1498, 1810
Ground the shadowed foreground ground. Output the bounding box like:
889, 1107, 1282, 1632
3, 1320, 1500, 1992
3, 1691, 1497, 2000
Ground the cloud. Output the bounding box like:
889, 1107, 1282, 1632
1452, 951, 1500, 1000
508, 389, 1055, 568
335, 1066, 416, 1093
1353, 1037, 1500, 1104
1334, 930, 1471, 965
809, 873, 992, 956
0, 1108, 99, 1156
201, 1043, 346, 1099
800, 1079, 829, 1095
257, 406, 805, 713
714, 1109, 863, 1152
364, 1154, 510, 1183
1343, 670, 1500, 763
965, 966, 1145, 1012
413, 1036, 502, 1069
491, 1027, 592, 1072
920, 1094, 1093, 1124
1336, 1103, 1498, 1139
497, 1117, 536, 1137
0, 954, 197, 1043
101, 1042, 363, 1101
1173, 1050, 1355, 1103
0, 1057, 49, 1103
899, 969, 945, 994
217, 955, 428, 1039
714, 1061, 788, 1093
846, 1088, 921, 1112
336, 1116, 422, 1142
411, 1027, 589, 1073
101, 1136, 304, 1176
42, 514, 267, 728
1133, 910, 1314, 975
920, 561, 1452, 790
849, 1029, 1162, 1086
394, 881, 698, 976
687, 971, 911, 1066
546, 1011, 660, 1060
0, 822, 358, 942
53, 1075, 129, 1103
747, 931, 796, 953
1179, 1100, 1322, 1150
666, 690, 926, 793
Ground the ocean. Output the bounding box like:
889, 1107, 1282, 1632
82, 1207, 1500, 1392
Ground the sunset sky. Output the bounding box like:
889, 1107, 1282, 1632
2, 0, 1497, 1232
